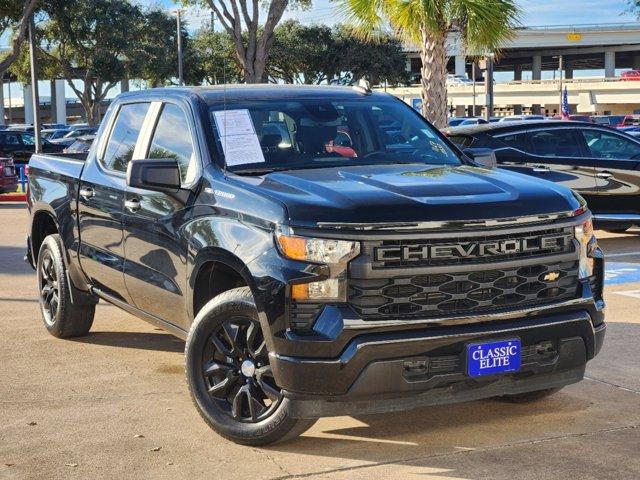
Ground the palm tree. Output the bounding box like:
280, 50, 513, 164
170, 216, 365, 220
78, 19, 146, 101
338, 0, 521, 128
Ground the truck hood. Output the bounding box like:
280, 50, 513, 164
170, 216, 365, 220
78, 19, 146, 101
234, 164, 580, 228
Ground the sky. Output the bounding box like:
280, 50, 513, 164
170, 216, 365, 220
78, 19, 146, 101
2, 0, 639, 103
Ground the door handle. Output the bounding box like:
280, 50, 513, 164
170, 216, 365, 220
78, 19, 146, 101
125, 198, 141, 212
596, 171, 613, 179
79, 187, 94, 199
533, 165, 550, 173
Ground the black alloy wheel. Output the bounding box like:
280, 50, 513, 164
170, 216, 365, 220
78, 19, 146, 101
201, 316, 282, 423
39, 249, 60, 326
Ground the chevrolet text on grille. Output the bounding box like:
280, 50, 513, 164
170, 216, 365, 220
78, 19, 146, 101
374, 233, 574, 262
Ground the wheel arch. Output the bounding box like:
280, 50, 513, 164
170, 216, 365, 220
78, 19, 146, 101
188, 247, 259, 322
30, 207, 59, 264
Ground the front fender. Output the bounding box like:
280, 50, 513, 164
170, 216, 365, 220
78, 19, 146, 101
184, 217, 325, 352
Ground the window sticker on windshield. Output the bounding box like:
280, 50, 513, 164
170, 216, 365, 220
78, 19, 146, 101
213, 109, 265, 166
213, 109, 256, 137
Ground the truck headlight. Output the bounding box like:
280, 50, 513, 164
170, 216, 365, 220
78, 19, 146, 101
575, 217, 595, 279
276, 231, 360, 301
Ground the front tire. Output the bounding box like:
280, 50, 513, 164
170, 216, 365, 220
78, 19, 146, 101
185, 287, 315, 446
37, 234, 95, 338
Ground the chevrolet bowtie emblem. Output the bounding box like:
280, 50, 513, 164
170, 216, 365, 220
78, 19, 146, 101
543, 271, 560, 282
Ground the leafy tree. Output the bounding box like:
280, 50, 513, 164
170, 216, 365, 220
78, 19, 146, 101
0, 0, 39, 75
185, 28, 243, 84
332, 25, 408, 86
136, 8, 187, 88
16, 0, 180, 124
180, 0, 311, 83
338, 0, 520, 127
268, 20, 336, 84
268, 21, 408, 86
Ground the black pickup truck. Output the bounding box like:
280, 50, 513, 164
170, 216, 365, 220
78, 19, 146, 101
26, 85, 605, 446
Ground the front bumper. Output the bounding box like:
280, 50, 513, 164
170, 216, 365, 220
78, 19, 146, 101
271, 308, 605, 418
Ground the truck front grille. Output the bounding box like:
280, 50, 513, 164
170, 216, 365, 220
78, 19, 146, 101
349, 261, 580, 319
369, 226, 574, 268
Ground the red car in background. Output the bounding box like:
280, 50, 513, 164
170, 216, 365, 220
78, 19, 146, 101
616, 115, 640, 127
0, 157, 19, 193
621, 70, 640, 81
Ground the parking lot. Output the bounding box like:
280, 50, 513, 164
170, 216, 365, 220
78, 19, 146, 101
1, 202, 639, 480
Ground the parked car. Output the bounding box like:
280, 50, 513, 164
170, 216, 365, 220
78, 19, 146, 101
445, 121, 640, 232
67, 123, 90, 131
7, 124, 35, 133
615, 115, 640, 128
41, 128, 71, 140
448, 117, 488, 127
41, 123, 67, 130
49, 127, 98, 146
0, 131, 64, 164
499, 115, 546, 122
591, 115, 626, 127
27, 85, 605, 445
619, 126, 640, 138
446, 74, 473, 86
621, 70, 640, 81
0, 156, 18, 193
62, 135, 95, 154
558, 115, 593, 123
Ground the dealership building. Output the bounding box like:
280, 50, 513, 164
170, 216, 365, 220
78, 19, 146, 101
387, 22, 640, 117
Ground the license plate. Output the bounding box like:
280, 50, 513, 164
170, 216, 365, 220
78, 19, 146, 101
3, 167, 13, 177
467, 338, 521, 377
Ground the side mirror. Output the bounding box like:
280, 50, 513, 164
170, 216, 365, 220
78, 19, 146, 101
463, 147, 497, 169
126, 158, 181, 193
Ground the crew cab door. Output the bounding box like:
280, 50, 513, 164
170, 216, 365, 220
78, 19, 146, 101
493, 128, 599, 203
77, 101, 151, 304
122, 101, 200, 329
576, 128, 640, 215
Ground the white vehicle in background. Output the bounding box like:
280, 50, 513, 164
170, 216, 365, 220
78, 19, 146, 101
498, 115, 547, 122
446, 74, 474, 86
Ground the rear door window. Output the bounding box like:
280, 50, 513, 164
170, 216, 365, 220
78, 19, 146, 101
527, 129, 582, 157
581, 129, 640, 159
102, 102, 150, 173
496, 131, 530, 152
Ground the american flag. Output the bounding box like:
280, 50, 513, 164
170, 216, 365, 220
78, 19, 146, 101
561, 86, 570, 119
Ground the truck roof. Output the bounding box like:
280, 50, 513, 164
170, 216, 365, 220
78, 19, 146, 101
117, 84, 389, 105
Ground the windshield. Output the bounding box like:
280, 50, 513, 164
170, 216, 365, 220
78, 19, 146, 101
209, 96, 461, 173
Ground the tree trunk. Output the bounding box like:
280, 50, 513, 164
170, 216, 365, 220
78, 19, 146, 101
419, 29, 448, 129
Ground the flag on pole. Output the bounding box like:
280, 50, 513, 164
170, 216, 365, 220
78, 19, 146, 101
561, 86, 570, 119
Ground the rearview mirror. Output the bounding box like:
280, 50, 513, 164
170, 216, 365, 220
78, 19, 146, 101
126, 158, 181, 193
463, 147, 497, 169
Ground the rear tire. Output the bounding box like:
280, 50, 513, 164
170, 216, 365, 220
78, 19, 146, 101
37, 234, 95, 338
497, 387, 563, 403
185, 287, 316, 446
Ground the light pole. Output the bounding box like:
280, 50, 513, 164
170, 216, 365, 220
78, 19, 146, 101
28, 13, 42, 153
472, 62, 476, 116
484, 54, 494, 121
176, 10, 184, 86
558, 55, 564, 116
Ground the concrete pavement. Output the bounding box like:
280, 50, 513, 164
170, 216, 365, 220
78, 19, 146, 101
1, 202, 639, 480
